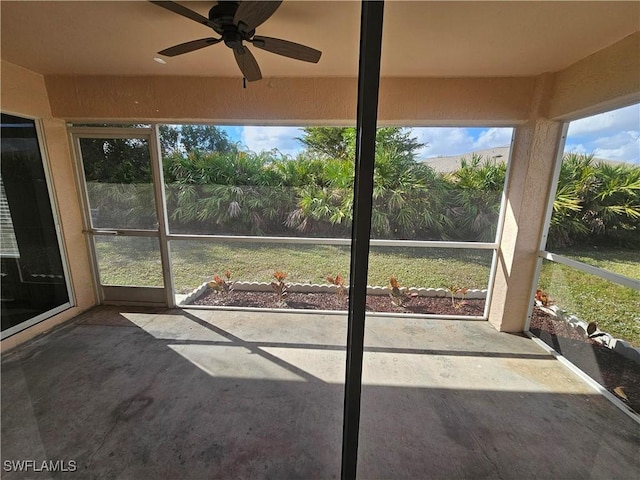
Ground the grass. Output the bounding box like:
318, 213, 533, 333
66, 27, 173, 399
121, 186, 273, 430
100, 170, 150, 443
94, 239, 639, 346
553, 246, 640, 278
94, 237, 163, 287
169, 241, 493, 292
537, 248, 640, 347
95, 240, 493, 291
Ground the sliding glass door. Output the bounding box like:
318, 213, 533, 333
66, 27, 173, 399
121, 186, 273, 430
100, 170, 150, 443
1, 113, 72, 338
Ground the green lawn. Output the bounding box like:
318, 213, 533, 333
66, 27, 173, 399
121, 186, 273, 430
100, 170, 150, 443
94, 237, 163, 287
169, 241, 493, 292
94, 239, 639, 346
553, 247, 640, 278
537, 248, 639, 347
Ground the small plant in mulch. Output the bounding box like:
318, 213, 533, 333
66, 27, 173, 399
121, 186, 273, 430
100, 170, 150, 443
444, 285, 469, 309
535, 289, 552, 307
271, 271, 289, 304
326, 274, 347, 301
534, 290, 607, 342
389, 277, 417, 308
208, 270, 233, 296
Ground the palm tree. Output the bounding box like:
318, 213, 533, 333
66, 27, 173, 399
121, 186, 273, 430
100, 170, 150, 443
547, 153, 640, 248
443, 155, 506, 242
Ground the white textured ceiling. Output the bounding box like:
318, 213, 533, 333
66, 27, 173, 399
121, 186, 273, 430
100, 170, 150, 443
1, 1, 639, 78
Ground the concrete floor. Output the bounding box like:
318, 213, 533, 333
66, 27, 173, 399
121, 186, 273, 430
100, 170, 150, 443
2, 306, 639, 479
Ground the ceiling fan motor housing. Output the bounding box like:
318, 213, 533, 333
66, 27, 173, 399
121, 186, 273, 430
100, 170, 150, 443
209, 1, 254, 48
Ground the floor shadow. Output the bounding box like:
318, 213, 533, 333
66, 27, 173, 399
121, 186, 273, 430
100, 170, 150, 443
2, 306, 638, 479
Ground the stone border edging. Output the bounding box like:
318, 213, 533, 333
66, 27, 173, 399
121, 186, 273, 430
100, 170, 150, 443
537, 303, 640, 365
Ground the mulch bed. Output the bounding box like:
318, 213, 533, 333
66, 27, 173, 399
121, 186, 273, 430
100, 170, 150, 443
192, 289, 485, 315
193, 289, 640, 414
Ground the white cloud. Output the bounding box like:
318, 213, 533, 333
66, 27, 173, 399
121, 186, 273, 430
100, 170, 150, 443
473, 128, 513, 150
411, 127, 475, 158
567, 104, 640, 137
565, 104, 640, 163
592, 130, 638, 149
241, 126, 304, 156
592, 131, 640, 162
564, 143, 588, 155
410, 127, 513, 158
564, 143, 587, 153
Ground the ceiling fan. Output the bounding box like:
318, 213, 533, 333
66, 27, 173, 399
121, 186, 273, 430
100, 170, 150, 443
150, 1, 322, 82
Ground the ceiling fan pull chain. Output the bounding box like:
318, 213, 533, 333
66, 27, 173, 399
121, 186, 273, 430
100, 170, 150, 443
243, 77, 247, 89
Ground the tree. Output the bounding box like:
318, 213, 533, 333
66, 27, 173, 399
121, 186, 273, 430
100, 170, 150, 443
179, 125, 238, 154
443, 154, 506, 242
80, 137, 151, 183
548, 153, 640, 248
372, 127, 424, 162
296, 127, 351, 159
297, 127, 424, 161
158, 125, 180, 157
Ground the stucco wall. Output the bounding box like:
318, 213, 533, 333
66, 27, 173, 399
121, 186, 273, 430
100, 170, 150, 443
44, 75, 535, 125
1, 61, 96, 351
39, 30, 640, 125
549, 32, 640, 120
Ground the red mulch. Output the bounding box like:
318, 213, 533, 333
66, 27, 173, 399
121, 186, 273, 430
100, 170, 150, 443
192, 289, 640, 414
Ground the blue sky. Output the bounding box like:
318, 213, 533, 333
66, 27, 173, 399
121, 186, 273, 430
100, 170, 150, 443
220, 103, 639, 163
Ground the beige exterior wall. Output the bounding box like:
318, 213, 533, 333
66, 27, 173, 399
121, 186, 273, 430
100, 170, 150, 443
44, 75, 534, 125
549, 32, 640, 120
1, 61, 96, 351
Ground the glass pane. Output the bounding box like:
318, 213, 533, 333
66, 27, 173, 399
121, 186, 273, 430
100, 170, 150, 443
94, 236, 163, 287
1, 113, 70, 333
79, 137, 157, 230
356, 3, 516, 476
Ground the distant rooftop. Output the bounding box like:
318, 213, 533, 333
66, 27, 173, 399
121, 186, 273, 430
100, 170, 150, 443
420, 146, 635, 172
420, 146, 511, 172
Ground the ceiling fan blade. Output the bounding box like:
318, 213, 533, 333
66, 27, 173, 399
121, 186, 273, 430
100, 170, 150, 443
158, 38, 222, 57
149, 1, 218, 29
233, 46, 262, 82
251, 36, 322, 63
234, 1, 282, 33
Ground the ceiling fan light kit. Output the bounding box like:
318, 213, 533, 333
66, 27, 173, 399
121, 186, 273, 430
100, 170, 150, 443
150, 0, 322, 82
